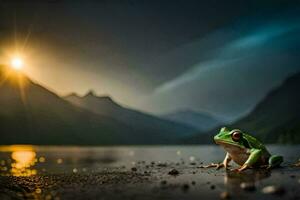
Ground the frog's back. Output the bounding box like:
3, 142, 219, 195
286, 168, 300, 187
243, 133, 269, 152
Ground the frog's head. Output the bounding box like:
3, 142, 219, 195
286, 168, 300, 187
214, 127, 246, 148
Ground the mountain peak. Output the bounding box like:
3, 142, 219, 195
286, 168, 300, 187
85, 89, 97, 97
83, 90, 114, 102
97, 96, 114, 102
66, 92, 80, 98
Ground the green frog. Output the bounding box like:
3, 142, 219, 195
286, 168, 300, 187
206, 127, 283, 172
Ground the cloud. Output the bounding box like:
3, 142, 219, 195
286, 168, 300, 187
154, 20, 300, 94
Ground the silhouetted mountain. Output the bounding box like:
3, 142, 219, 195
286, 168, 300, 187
65, 92, 197, 138
184, 72, 300, 144
232, 72, 300, 143
0, 65, 194, 145
161, 110, 221, 131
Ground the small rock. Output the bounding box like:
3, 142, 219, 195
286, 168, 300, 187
160, 180, 167, 185
262, 185, 286, 195
210, 185, 216, 190
290, 175, 296, 178
131, 167, 137, 172
168, 169, 179, 175
220, 191, 230, 199
292, 160, 300, 167
182, 184, 190, 192
240, 182, 256, 191
157, 163, 167, 167
191, 181, 196, 185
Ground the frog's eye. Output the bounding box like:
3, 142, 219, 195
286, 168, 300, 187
231, 131, 242, 142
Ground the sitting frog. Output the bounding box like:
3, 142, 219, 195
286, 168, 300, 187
207, 127, 283, 172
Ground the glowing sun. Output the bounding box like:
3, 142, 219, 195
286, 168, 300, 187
10, 57, 24, 70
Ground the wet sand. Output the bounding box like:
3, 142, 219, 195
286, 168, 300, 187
0, 161, 300, 200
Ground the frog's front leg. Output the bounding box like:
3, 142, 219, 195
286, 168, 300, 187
203, 153, 232, 170
220, 153, 232, 169
232, 149, 262, 172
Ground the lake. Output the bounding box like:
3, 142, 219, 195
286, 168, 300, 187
0, 145, 299, 200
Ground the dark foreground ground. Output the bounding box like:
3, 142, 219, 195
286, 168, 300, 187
0, 145, 299, 200
0, 162, 300, 200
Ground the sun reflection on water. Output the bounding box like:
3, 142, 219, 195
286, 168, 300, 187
0, 145, 38, 176
11, 150, 37, 176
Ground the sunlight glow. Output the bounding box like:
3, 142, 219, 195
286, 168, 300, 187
10, 57, 24, 70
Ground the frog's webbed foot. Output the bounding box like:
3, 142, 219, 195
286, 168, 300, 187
201, 162, 230, 170
230, 164, 249, 173
200, 163, 221, 169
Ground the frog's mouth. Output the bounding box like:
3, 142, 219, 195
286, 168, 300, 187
214, 139, 242, 148
214, 139, 246, 153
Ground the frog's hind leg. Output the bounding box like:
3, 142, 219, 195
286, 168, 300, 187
267, 155, 283, 169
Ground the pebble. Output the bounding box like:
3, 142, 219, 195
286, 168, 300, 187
293, 161, 300, 167
181, 184, 190, 192
189, 156, 195, 162
191, 181, 196, 185
168, 169, 179, 176
131, 167, 137, 172
56, 158, 63, 164
240, 182, 256, 191
210, 185, 215, 190
160, 180, 167, 185
262, 185, 285, 195
157, 163, 167, 167
35, 188, 42, 194
220, 191, 230, 199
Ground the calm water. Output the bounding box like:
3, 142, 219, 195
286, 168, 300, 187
0, 145, 299, 176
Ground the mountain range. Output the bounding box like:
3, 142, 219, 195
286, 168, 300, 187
0, 65, 196, 145
161, 110, 221, 131
232, 72, 300, 143
64, 91, 197, 138
185, 71, 300, 144
1, 63, 299, 145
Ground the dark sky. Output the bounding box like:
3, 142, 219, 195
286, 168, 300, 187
1, 0, 300, 121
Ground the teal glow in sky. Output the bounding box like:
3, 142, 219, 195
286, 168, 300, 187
155, 20, 300, 94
